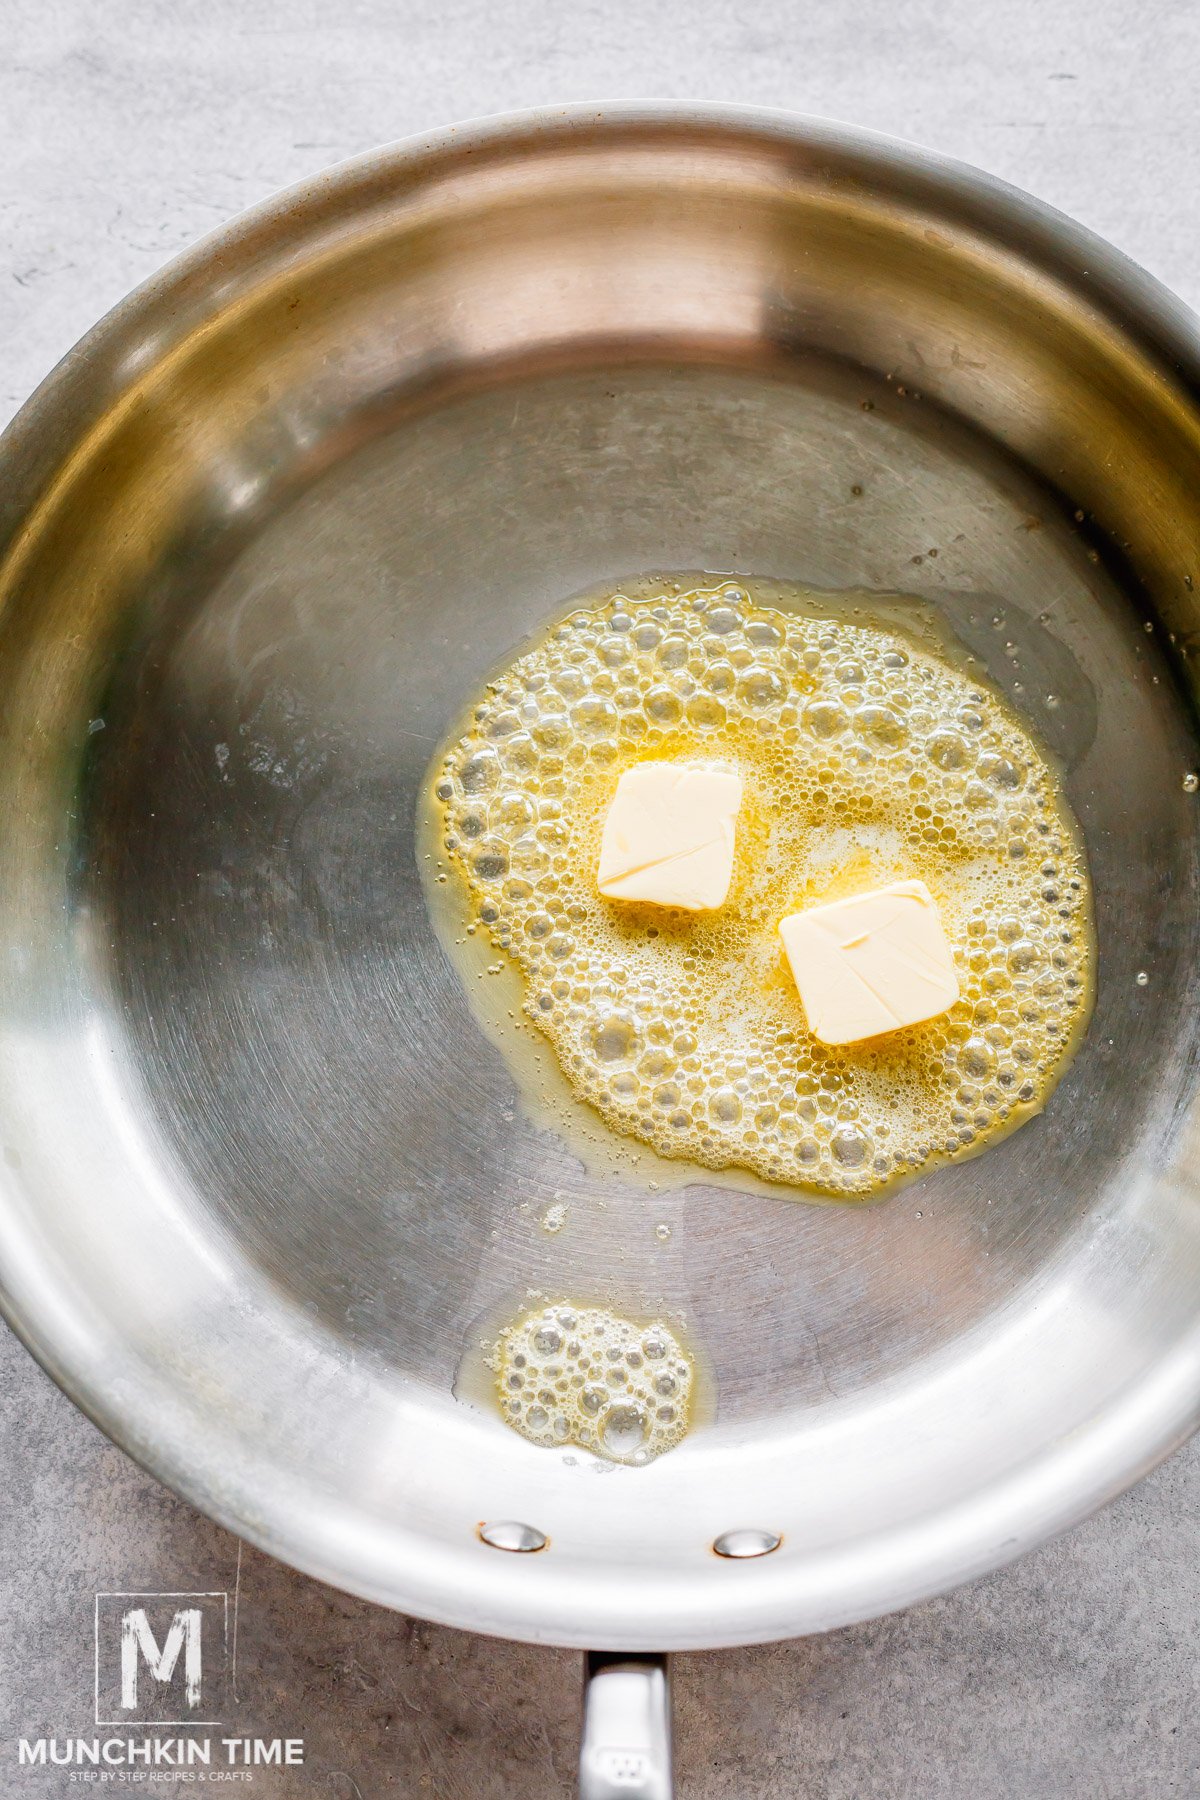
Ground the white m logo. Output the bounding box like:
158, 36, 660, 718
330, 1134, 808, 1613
120, 1607, 203, 1710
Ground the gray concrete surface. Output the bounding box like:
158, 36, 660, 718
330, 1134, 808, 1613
3, 2, 1200, 1794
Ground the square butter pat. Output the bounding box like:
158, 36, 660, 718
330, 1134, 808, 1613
779, 879, 960, 1045
598, 762, 743, 910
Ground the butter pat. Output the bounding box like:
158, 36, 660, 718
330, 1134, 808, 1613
779, 880, 959, 1045
598, 762, 743, 910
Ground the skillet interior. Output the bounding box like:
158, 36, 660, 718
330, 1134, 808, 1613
1, 109, 1199, 1647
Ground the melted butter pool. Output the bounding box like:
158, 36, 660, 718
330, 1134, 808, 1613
424, 574, 1095, 1199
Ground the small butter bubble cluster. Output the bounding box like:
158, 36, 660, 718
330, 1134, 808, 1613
436, 580, 1094, 1196
495, 1303, 693, 1463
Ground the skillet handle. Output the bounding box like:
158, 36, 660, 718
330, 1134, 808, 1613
579, 1652, 673, 1800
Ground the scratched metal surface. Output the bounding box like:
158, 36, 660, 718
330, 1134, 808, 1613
2, 3, 1200, 1796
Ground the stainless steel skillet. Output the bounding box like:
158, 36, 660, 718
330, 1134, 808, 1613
2, 106, 1200, 1795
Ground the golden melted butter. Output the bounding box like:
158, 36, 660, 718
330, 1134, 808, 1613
493, 1302, 694, 1464
427, 576, 1096, 1198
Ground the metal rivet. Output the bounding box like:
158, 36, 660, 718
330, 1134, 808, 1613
713, 1528, 781, 1559
478, 1520, 548, 1553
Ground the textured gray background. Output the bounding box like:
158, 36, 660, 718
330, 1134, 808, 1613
2, 2, 1200, 1795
